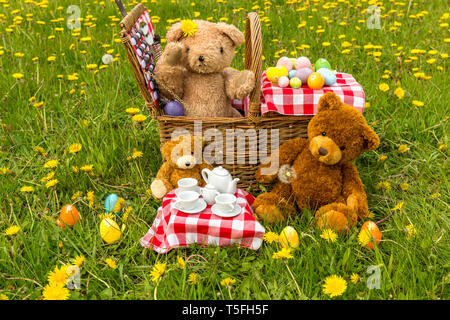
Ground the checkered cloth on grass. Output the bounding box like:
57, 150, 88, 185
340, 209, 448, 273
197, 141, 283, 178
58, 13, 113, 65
140, 188, 265, 254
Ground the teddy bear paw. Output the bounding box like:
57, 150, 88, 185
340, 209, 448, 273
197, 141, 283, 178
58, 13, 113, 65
254, 204, 285, 224
151, 179, 168, 199
315, 203, 358, 232
164, 42, 184, 66
234, 70, 256, 99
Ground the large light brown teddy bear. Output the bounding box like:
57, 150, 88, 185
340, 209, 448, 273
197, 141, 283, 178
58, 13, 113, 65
252, 92, 380, 232
155, 19, 256, 117
150, 135, 213, 200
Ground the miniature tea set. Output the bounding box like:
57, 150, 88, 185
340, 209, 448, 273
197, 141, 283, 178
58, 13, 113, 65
173, 166, 242, 217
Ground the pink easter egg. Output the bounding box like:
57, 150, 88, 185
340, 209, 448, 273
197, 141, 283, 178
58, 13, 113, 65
278, 76, 290, 88
295, 57, 312, 70
276, 56, 293, 72
294, 68, 314, 84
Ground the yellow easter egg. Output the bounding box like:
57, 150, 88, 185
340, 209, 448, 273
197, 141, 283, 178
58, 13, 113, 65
279, 226, 299, 248
100, 218, 122, 244
266, 67, 289, 83
275, 66, 288, 78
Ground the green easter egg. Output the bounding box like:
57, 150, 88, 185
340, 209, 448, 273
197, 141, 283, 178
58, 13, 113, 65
289, 77, 302, 89
315, 58, 331, 71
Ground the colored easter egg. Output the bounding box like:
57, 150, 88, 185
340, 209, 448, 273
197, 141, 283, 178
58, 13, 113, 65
359, 221, 382, 250
315, 58, 332, 71
100, 218, 122, 244
294, 67, 313, 84
164, 101, 184, 116
307, 72, 325, 89
279, 226, 299, 249
266, 67, 287, 83
295, 56, 312, 70
317, 68, 337, 86
59, 204, 80, 228
278, 76, 290, 88
104, 194, 119, 213
276, 56, 293, 72
289, 77, 302, 89
288, 70, 297, 79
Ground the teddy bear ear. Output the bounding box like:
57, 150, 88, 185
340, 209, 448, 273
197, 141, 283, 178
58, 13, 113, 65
317, 92, 343, 112
166, 22, 184, 43
216, 23, 244, 47
362, 124, 380, 151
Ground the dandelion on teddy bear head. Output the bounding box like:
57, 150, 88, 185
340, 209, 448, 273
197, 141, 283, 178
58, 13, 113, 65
307, 92, 380, 166
161, 135, 205, 170
165, 20, 244, 74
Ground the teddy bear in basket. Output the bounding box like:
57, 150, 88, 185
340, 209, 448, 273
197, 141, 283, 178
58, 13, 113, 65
155, 19, 255, 118
150, 135, 213, 200
252, 92, 380, 232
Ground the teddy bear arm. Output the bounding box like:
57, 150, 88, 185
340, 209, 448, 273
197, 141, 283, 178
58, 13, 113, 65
155, 43, 186, 99
341, 162, 369, 219
223, 68, 256, 100
155, 162, 175, 190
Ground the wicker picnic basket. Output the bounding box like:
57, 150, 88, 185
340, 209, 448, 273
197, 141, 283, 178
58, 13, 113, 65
120, 4, 312, 189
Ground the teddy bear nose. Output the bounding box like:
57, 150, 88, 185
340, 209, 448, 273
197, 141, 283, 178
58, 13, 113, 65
198, 56, 204, 62
318, 147, 328, 156
185, 162, 191, 167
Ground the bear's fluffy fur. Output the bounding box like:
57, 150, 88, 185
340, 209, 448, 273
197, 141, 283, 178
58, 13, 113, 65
252, 92, 380, 232
155, 20, 256, 118
150, 135, 213, 200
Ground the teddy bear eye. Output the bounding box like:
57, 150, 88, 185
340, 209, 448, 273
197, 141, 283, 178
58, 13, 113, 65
186, 47, 190, 52
220, 47, 224, 53
321, 132, 326, 136
340, 146, 346, 150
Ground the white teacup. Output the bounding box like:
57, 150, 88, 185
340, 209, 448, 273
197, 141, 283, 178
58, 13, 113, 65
175, 191, 200, 210
177, 178, 199, 194
215, 194, 237, 213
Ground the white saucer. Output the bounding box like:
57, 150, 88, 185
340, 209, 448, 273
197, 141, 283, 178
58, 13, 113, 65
174, 187, 200, 196
211, 204, 242, 218
174, 198, 206, 214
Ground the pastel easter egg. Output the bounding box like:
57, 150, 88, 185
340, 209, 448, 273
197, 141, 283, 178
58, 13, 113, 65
294, 67, 313, 84
307, 72, 325, 89
288, 70, 297, 79
279, 226, 299, 249
314, 58, 332, 71
104, 194, 119, 213
295, 56, 312, 70
266, 67, 287, 83
276, 56, 293, 72
278, 76, 290, 88
164, 101, 184, 116
289, 77, 302, 89
317, 68, 337, 86
100, 218, 122, 244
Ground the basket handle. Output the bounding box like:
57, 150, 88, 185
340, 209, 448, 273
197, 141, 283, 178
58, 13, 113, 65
244, 12, 262, 119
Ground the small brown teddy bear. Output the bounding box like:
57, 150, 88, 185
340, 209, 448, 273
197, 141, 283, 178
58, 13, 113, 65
252, 92, 380, 232
150, 135, 213, 200
155, 19, 256, 118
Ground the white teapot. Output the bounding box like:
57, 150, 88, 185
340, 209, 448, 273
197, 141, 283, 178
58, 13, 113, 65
201, 166, 240, 194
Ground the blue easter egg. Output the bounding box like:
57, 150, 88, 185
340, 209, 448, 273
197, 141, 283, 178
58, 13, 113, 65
164, 101, 184, 116
288, 70, 297, 79
317, 68, 337, 86
104, 194, 119, 214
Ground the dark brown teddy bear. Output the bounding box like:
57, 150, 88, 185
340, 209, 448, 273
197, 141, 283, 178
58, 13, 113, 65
252, 92, 380, 232
150, 135, 213, 200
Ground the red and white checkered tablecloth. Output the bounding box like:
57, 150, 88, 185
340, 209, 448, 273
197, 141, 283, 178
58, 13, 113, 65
260, 71, 365, 115
140, 188, 265, 254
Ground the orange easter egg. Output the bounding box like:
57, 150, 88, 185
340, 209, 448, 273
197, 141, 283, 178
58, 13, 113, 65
307, 72, 325, 89
59, 204, 80, 227
359, 221, 382, 250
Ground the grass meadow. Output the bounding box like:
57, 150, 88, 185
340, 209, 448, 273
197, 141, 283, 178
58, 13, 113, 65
0, 0, 449, 300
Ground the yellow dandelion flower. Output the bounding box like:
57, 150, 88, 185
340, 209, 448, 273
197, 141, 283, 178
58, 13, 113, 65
47, 265, 69, 285
272, 247, 294, 259
177, 256, 186, 269
5, 225, 20, 236
132, 149, 143, 159
20, 186, 34, 193
405, 224, 417, 240
69, 143, 82, 153
400, 183, 409, 191
44, 160, 59, 169
1, 168, 13, 175
220, 277, 236, 287
150, 262, 167, 282
350, 273, 360, 284
105, 258, 117, 269
72, 166, 79, 173
412, 100, 424, 107
322, 41, 331, 47
263, 231, 279, 244
73, 255, 85, 267
431, 193, 441, 198
132, 114, 147, 123
41, 171, 55, 182
378, 83, 389, 92
12, 73, 24, 79
122, 206, 132, 221
320, 228, 338, 242
322, 275, 347, 298
86, 64, 97, 70
87, 191, 95, 208
33, 101, 44, 108
0, 294, 8, 300
394, 87, 405, 99
45, 179, 59, 188
438, 144, 447, 151
358, 228, 372, 246
376, 181, 391, 191
398, 144, 408, 153
42, 282, 70, 300
377, 155, 387, 162
80, 164, 93, 173
180, 20, 198, 37
125, 107, 140, 115
391, 201, 404, 211
113, 197, 125, 213
71, 191, 83, 201
188, 273, 198, 285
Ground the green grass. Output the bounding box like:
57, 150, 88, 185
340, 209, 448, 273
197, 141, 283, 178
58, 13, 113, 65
0, 0, 449, 300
